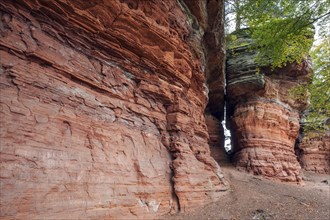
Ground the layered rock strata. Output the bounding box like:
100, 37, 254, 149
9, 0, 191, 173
0, 0, 227, 219
298, 131, 330, 174
226, 30, 313, 182
182, 0, 226, 120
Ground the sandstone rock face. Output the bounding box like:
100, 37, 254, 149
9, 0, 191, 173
205, 113, 228, 164
182, 0, 226, 119
298, 131, 330, 174
203, 0, 226, 120
226, 30, 313, 182
0, 0, 227, 219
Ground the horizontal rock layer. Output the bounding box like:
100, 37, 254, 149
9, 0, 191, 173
226, 30, 313, 182
298, 131, 330, 174
231, 100, 302, 181
0, 0, 227, 219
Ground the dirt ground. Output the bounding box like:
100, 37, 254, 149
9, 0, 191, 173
162, 165, 330, 220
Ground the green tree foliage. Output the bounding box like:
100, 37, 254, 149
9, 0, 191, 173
225, 0, 330, 131
227, 0, 330, 68
225, 1, 330, 130
304, 38, 330, 131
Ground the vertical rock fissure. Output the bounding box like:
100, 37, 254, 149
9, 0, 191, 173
222, 78, 232, 153
169, 157, 181, 213
198, 0, 232, 165
162, 109, 181, 213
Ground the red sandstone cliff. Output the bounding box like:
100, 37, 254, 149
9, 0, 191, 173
205, 113, 229, 164
298, 130, 330, 174
2, 1, 325, 218
226, 30, 313, 182
0, 0, 227, 219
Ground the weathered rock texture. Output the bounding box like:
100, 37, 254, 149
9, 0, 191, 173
183, 0, 228, 166
181, 0, 226, 119
226, 30, 313, 182
205, 113, 228, 164
298, 131, 330, 174
0, 0, 227, 219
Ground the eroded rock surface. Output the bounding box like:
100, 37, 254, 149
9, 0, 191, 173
0, 0, 227, 219
205, 113, 229, 164
226, 30, 313, 182
298, 131, 330, 174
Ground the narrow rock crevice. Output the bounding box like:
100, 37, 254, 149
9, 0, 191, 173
169, 158, 181, 213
